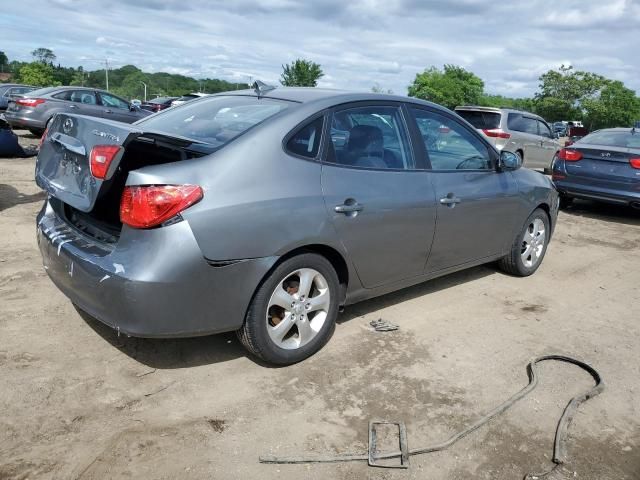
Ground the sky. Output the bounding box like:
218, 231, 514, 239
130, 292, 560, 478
1, 0, 639, 97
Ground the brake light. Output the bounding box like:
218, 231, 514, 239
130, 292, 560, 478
630, 158, 640, 169
120, 185, 203, 229
558, 148, 582, 161
482, 128, 511, 139
16, 98, 46, 107
38, 126, 49, 147
89, 145, 121, 179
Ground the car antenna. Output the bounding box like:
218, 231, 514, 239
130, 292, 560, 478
252, 80, 276, 98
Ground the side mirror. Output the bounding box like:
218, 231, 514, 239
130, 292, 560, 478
497, 150, 521, 171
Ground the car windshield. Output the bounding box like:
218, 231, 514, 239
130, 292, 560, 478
456, 110, 501, 129
580, 130, 640, 149
137, 95, 290, 147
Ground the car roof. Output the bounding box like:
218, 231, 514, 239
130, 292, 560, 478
218, 86, 452, 113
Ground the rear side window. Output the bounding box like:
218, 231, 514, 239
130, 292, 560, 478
456, 110, 501, 129
52, 91, 72, 101
138, 96, 289, 147
69, 91, 97, 105
326, 105, 414, 170
508, 114, 538, 134
286, 116, 323, 159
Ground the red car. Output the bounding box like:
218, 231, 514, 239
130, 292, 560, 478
140, 96, 177, 113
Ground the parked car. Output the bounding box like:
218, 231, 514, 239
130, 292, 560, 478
455, 106, 560, 170
140, 96, 177, 112
552, 127, 640, 209
34, 88, 558, 365
170, 93, 208, 107
4, 86, 151, 136
552, 122, 567, 137
0, 84, 35, 111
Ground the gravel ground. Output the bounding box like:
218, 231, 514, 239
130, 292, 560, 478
1, 130, 639, 479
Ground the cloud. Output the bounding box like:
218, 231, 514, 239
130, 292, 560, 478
1, 0, 638, 98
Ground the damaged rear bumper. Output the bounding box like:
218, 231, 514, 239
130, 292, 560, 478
36, 198, 277, 338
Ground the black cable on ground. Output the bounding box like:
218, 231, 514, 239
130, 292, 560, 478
260, 355, 604, 479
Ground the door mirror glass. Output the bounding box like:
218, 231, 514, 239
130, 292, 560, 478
497, 150, 521, 171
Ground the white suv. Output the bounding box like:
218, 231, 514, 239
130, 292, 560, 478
455, 106, 560, 170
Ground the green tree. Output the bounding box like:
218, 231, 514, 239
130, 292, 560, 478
280, 59, 324, 87
31, 47, 56, 64
582, 81, 640, 130
0, 51, 8, 74
17, 62, 60, 87
534, 65, 607, 122
408, 65, 484, 109
371, 83, 393, 94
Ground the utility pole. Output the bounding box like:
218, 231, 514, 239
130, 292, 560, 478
103, 58, 110, 91
140, 81, 147, 102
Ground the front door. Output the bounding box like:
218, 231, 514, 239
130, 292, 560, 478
321, 103, 437, 288
537, 120, 559, 168
98, 92, 136, 123
408, 106, 520, 272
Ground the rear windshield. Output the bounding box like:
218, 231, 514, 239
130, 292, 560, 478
137, 95, 290, 147
456, 110, 501, 129
580, 130, 640, 149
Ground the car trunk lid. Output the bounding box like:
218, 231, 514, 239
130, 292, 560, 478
35, 113, 143, 212
565, 144, 640, 186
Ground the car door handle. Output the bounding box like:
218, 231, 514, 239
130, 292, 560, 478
335, 202, 364, 214
104, 109, 113, 113
439, 196, 461, 205
68, 104, 78, 109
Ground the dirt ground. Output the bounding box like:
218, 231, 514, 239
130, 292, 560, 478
1, 130, 639, 480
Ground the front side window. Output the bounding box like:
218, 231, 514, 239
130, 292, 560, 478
100, 93, 129, 110
327, 105, 414, 170
286, 116, 323, 159
538, 121, 552, 138
411, 108, 492, 171
138, 95, 289, 148
69, 90, 96, 105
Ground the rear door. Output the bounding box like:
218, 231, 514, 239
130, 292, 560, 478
35, 113, 142, 212
321, 102, 437, 288
409, 106, 520, 272
62, 90, 104, 118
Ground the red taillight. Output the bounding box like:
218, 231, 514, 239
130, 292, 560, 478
39, 126, 49, 147
630, 158, 640, 169
16, 98, 46, 107
558, 148, 583, 161
120, 185, 203, 229
89, 145, 121, 179
552, 172, 566, 180
482, 128, 511, 139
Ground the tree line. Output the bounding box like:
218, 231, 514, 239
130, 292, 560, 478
2, 48, 638, 130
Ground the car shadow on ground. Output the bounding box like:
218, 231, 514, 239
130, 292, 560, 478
562, 199, 640, 227
78, 265, 497, 369
0, 184, 46, 212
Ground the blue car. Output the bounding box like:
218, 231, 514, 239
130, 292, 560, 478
552, 126, 640, 209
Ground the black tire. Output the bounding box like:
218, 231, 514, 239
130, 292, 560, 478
498, 208, 550, 277
559, 194, 573, 209
237, 253, 340, 365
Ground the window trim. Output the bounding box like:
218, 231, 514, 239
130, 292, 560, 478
322, 100, 423, 172
408, 105, 499, 173
537, 120, 553, 139
282, 112, 327, 162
